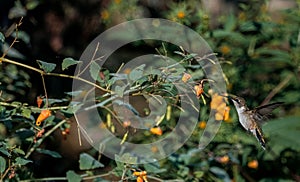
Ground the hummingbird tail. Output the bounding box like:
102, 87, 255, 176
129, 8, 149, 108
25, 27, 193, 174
254, 128, 266, 150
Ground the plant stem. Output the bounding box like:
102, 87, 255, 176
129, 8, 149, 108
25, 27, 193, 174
24, 119, 67, 159
0, 57, 111, 93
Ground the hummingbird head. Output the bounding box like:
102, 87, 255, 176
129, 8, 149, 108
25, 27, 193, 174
226, 94, 248, 112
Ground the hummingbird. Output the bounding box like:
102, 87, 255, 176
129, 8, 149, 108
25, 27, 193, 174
227, 94, 283, 150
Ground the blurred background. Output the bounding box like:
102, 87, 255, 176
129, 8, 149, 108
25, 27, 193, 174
0, 0, 300, 181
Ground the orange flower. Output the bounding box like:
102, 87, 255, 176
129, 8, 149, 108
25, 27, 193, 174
123, 120, 131, 128
210, 93, 227, 121
101, 10, 109, 20
194, 85, 204, 97
217, 155, 229, 164
133, 171, 147, 177
36, 110, 51, 126
134, 171, 148, 182
151, 146, 158, 153
150, 127, 162, 136
223, 106, 230, 121
136, 176, 143, 182
220, 45, 231, 55
198, 121, 206, 129
114, 0, 122, 4
36, 96, 43, 108
177, 11, 185, 19
247, 160, 258, 169
181, 73, 191, 83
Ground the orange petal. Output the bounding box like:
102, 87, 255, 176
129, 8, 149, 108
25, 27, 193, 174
150, 127, 163, 136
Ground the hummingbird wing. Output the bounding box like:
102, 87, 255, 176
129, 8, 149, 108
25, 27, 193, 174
254, 102, 284, 116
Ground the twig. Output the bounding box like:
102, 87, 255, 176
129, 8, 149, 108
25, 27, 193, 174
40, 75, 48, 107
19, 172, 113, 182
261, 73, 293, 105
1, 17, 23, 59
24, 119, 67, 159
0, 57, 111, 93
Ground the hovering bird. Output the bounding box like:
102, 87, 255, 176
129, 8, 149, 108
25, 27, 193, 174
227, 94, 283, 150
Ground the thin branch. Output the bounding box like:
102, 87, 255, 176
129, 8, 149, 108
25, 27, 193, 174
1, 17, 23, 59
41, 75, 49, 107
261, 73, 293, 105
24, 119, 67, 159
0, 57, 111, 93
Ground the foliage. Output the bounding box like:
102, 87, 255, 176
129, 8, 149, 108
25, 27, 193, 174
0, 0, 300, 181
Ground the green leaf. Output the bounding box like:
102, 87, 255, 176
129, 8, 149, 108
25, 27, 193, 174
79, 153, 104, 170
36, 148, 62, 158
210, 166, 231, 181
263, 116, 300, 156
128, 64, 146, 81
66, 170, 81, 182
224, 13, 237, 31
37, 60, 56, 73
0, 146, 11, 157
0, 32, 4, 43
115, 153, 137, 164
143, 162, 166, 174
21, 107, 31, 118
114, 85, 126, 97
13, 148, 25, 155
0, 156, 6, 173
65, 90, 83, 96
26, 0, 40, 10
62, 58, 82, 71
89, 61, 101, 81
12, 31, 30, 44
15, 157, 32, 165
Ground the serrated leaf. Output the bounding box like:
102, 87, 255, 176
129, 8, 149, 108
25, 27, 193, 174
37, 60, 56, 73
66, 170, 81, 182
79, 153, 104, 170
62, 58, 82, 71
89, 61, 101, 81
15, 157, 32, 165
0, 156, 6, 173
36, 148, 62, 158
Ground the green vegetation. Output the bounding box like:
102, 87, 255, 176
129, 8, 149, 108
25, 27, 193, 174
0, 0, 299, 181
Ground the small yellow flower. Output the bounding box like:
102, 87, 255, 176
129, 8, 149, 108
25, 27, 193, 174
101, 10, 110, 20
198, 121, 206, 129
114, 0, 122, 4
220, 45, 231, 55
177, 11, 185, 19
238, 12, 246, 21
182, 73, 192, 83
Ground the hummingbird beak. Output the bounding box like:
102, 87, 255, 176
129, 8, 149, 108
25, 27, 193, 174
220, 93, 237, 101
